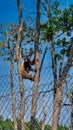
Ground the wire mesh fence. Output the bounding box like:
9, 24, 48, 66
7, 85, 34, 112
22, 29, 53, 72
0, 66, 73, 130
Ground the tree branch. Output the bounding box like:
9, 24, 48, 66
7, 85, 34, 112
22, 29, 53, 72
61, 43, 73, 83
40, 42, 48, 77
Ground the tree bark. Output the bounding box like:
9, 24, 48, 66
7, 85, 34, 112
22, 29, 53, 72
52, 85, 63, 130
10, 51, 18, 130
40, 41, 48, 76
16, 0, 25, 130
7, 38, 18, 130
71, 92, 73, 130
52, 43, 73, 130
30, 0, 40, 130
42, 94, 46, 130
51, 41, 57, 97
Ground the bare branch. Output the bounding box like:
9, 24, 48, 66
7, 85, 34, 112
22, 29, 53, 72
23, 5, 48, 17
61, 43, 73, 84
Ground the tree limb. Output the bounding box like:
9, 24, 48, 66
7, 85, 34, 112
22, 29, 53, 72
61, 43, 73, 85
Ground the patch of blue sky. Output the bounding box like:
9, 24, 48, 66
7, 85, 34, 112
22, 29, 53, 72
0, 0, 18, 24
0, 1, 72, 125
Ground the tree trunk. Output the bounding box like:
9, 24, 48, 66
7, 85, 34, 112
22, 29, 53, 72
71, 92, 73, 130
52, 86, 63, 130
30, 51, 40, 130
52, 43, 73, 130
42, 94, 46, 130
18, 64, 25, 130
16, 1, 25, 130
10, 54, 18, 130
30, 0, 40, 130
7, 37, 18, 130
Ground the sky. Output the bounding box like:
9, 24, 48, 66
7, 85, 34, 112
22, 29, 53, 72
0, 0, 73, 75
0, 0, 18, 24
0, 0, 73, 126
0, 0, 36, 24
0, 0, 73, 24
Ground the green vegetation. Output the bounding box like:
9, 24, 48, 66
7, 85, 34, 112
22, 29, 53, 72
0, 116, 69, 130
0, 116, 13, 130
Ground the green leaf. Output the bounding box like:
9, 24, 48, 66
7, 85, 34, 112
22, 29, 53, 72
55, 53, 61, 60
56, 39, 62, 45
60, 48, 65, 55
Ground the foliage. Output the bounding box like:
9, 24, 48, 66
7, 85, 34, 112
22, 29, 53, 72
41, 1, 73, 58
0, 1, 73, 129
0, 22, 35, 63
58, 125, 69, 130
0, 1, 72, 64
0, 116, 70, 130
0, 117, 14, 130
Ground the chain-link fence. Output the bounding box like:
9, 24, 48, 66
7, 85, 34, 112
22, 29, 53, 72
0, 66, 73, 130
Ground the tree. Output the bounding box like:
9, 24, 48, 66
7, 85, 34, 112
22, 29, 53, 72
0, 1, 73, 130
0, 24, 18, 130
0, 6, 36, 130
8, 38, 18, 130
66, 83, 73, 130
40, 1, 73, 130
71, 92, 73, 130
42, 94, 46, 130
16, 0, 25, 130
30, 0, 40, 130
